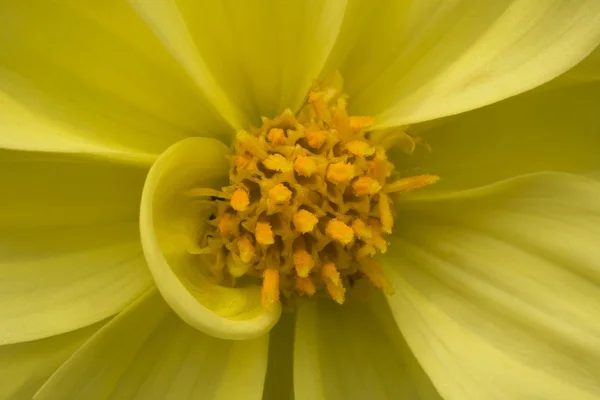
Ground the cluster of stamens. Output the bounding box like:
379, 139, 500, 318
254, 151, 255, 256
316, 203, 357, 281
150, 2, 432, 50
193, 76, 439, 309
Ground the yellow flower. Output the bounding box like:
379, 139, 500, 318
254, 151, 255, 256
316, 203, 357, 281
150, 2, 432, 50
1, 1, 600, 399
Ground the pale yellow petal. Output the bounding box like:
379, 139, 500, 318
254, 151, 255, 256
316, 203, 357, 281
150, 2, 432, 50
405, 80, 600, 190
329, 0, 600, 127
0, 322, 102, 400
129, 0, 347, 126
35, 289, 269, 400
0, 151, 152, 344
140, 137, 280, 340
0, 0, 228, 157
384, 172, 600, 400
262, 313, 295, 400
294, 297, 441, 400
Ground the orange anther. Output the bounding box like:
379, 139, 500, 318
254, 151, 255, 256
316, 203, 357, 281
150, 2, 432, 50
268, 183, 292, 205
255, 222, 275, 246
360, 259, 393, 295
384, 174, 440, 193
234, 153, 252, 170
293, 210, 319, 233
294, 155, 317, 177
356, 243, 376, 260
237, 237, 255, 263
378, 194, 393, 234
261, 269, 280, 309
349, 116, 374, 131
218, 213, 236, 235
351, 219, 372, 239
306, 130, 326, 149
262, 153, 292, 173
353, 176, 382, 196
295, 276, 316, 297
321, 263, 345, 304
326, 162, 355, 185
346, 140, 375, 157
293, 249, 315, 278
267, 128, 286, 145
230, 187, 250, 211
326, 219, 354, 245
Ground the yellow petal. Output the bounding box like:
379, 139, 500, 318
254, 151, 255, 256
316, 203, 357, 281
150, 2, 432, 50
0, 322, 102, 400
140, 137, 281, 340
0, 151, 152, 344
35, 288, 269, 400
129, 0, 347, 126
0, 0, 228, 158
331, 1, 600, 127
294, 297, 441, 400
262, 312, 295, 400
385, 172, 600, 399
406, 80, 600, 191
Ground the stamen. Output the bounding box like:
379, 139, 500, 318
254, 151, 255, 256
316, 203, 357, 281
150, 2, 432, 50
353, 176, 382, 196
321, 263, 345, 304
268, 184, 292, 206
306, 129, 326, 150
326, 219, 354, 245
255, 222, 275, 246
230, 186, 250, 212
261, 269, 280, 310
352, 219, 372, 239
218, 213, 236, 235
237, 237, 255, 263
293, 210, 319, 233
349, 116, 374, 131
346, 140, 375, 157
309, 91, 332, 124
294, 155, 317, 177
267, 128, 286, 145
360, 259, 394, 295
293, 249, 315, 277
326, 162, 355, 185
263, 154, 293, 173
296, 276, 316, 297
385, 174, 440, 193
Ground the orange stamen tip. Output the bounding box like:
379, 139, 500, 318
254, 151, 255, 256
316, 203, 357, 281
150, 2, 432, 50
218, 213, 236, 235
322, 263, 345, 304
234, 153, 252, 170
255, 222, 275, 246
294, 155, 317, 177
326, 162, 355, 185
296, 276, 316, 297
326, 219, 354, 245
230, 187, 250, 211
353, 176, 382, 196
262, 153, 292, 173
346, 140, 375, 157
237, 237, 255, 263
352, 219, 372, 239
306, 130, 326, 149
293, 250, 315, 277
349, 116, 375, 131
356, 244, 376, 260
261, 269, 280, 309
385, 174, 440, 193
267, 128, 286, 145
268, 183, 292, 205
293, 210, 319, 233
378, 194, 393, 234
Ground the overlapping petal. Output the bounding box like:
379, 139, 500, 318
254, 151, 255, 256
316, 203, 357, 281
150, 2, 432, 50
327, 0, 600, 127
294, 296, 441, 400
0, 0, 229, 158
129, 0, 347, 128
384, 172, 600, 400
0, 150, 152, 344
140, 137, 280, 340
403, 80, 600, 190
0, 322, 102, 400
35, 289, 269, 400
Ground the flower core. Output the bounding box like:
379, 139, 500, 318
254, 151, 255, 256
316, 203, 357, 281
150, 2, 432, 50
193, 76, 438, 309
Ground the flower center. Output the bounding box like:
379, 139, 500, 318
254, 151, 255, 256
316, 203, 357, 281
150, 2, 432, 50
193, 76, 438, 309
